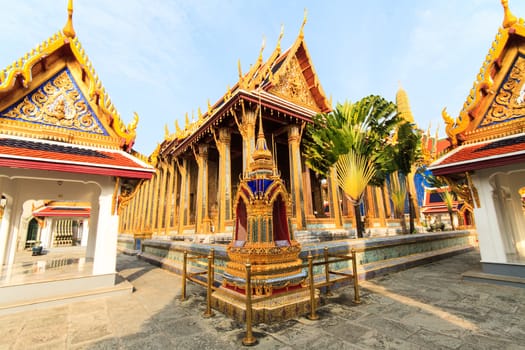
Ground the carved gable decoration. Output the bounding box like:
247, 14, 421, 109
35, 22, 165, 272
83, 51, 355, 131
482, 54, 525, 127
0, 68, 108, 135
269, 55, 319, 111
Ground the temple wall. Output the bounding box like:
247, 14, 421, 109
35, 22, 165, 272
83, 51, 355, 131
126, 230, 477, 283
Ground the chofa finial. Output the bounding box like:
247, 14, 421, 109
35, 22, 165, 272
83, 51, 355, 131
299, 8, 308, 39
501, 0, 517, 28
63, 0, 76, 38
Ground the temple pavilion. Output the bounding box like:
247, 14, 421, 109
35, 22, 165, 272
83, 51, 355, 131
119, 17, 428, 246
430, 0, 525, 282
0, 1, 154, 307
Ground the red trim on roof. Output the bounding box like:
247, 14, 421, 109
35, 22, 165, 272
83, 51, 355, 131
33, 207, 90, 217
0, 137, 154, 179
0, 158, 152, 179
430, 135, 525, 175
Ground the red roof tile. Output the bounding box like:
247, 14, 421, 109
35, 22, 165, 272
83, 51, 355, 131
0, 136, 154, 179
429, 134, 525, 175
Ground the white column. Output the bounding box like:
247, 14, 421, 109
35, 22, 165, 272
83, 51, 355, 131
472, 172, 507, 263
81, 218, 89, 247
92, 183, 119, 275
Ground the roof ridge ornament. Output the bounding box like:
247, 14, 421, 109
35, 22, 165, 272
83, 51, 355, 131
299, 8, 307, 40
63, 0, 76, 39
502, 0, 517, 29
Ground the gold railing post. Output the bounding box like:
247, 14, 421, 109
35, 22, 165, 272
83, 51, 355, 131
242, 263, 257, 346
351, 248, 360, 304
324, 247, 332, 296
306, 253, 319, 320
181, 250, 187, 301
203, 251, 215, 318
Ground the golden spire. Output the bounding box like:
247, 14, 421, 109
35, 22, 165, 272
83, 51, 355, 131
250, 105, 273, 173
396, 82, 415, 124
502, 0, 517, 28
63, 0, 76, 38
299, 8, 308, 40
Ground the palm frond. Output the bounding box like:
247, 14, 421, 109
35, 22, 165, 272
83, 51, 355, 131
335, 150, 376, 203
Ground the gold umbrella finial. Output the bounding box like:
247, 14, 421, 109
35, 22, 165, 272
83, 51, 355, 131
63, 0, 76, 38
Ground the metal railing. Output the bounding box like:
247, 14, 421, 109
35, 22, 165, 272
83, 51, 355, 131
180, 247, 360, 346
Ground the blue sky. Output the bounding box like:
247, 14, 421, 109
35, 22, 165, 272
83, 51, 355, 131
1, 1, 525, 155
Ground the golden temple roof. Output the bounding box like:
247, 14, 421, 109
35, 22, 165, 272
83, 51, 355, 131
0, 0, 138, 151
162, 16, 332, 154
442, 0, 525, 146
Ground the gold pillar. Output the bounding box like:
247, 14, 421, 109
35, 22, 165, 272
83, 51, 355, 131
151, 170, 161, 232
328, 167, 343, 228
137, 184, 146, 233
215, 128, 232, 233
164, 161, 175, 236
303, 166, 314, 219
144, 179, 153, 233
177, 158, 190, 235
131, 185, 140, 234
195, 145, 209, 233
156, 164, 167, 235
172, 165, 179, 231
288, 125, 306, 229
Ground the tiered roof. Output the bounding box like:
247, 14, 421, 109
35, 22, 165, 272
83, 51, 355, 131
431, 0, 525, 175
159, 14, 331, 158
0, 1, 153, 179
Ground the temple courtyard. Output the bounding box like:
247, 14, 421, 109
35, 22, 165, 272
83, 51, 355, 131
0, 250, 522, 349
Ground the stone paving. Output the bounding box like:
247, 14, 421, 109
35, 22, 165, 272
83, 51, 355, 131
0, 249, 524, 349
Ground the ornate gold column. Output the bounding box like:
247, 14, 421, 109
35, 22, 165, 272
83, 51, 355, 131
172, 164, 179, 231
137, 184, 147, 234
144, 179, 153, 234
303, 167, 314, 219
288, 125, 306, 229
214, 128, 232, 233
194, 145, 209, 233
164, 161, 175, 236
156, 164, 167, 236
177, 158, 190, 235
328, 167, 343, 228
151, 170, 161, 232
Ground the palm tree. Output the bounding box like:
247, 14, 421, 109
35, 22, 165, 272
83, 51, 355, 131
303, 96, 399, 238
385, 121, 422, 233
388, 171, 408, 233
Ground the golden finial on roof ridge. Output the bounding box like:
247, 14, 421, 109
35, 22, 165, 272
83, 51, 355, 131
277, 24, 284, 51
502, 0, 517, 28
299, 8, 308, 40
63, 0, 76, 38
258, 36, 266, 63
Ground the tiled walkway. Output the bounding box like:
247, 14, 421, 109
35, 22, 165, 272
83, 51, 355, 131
0, 249, 523, 349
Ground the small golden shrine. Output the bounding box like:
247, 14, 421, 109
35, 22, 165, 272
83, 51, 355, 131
212, 112, 312, 323
223, 113, 305, 295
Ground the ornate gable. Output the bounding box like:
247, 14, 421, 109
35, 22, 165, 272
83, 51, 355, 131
1, 68, 108, 136
268, 55, 319, 111
442, 1, 525, 146
481, 54, 525, 128
0, 2, 138, 151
